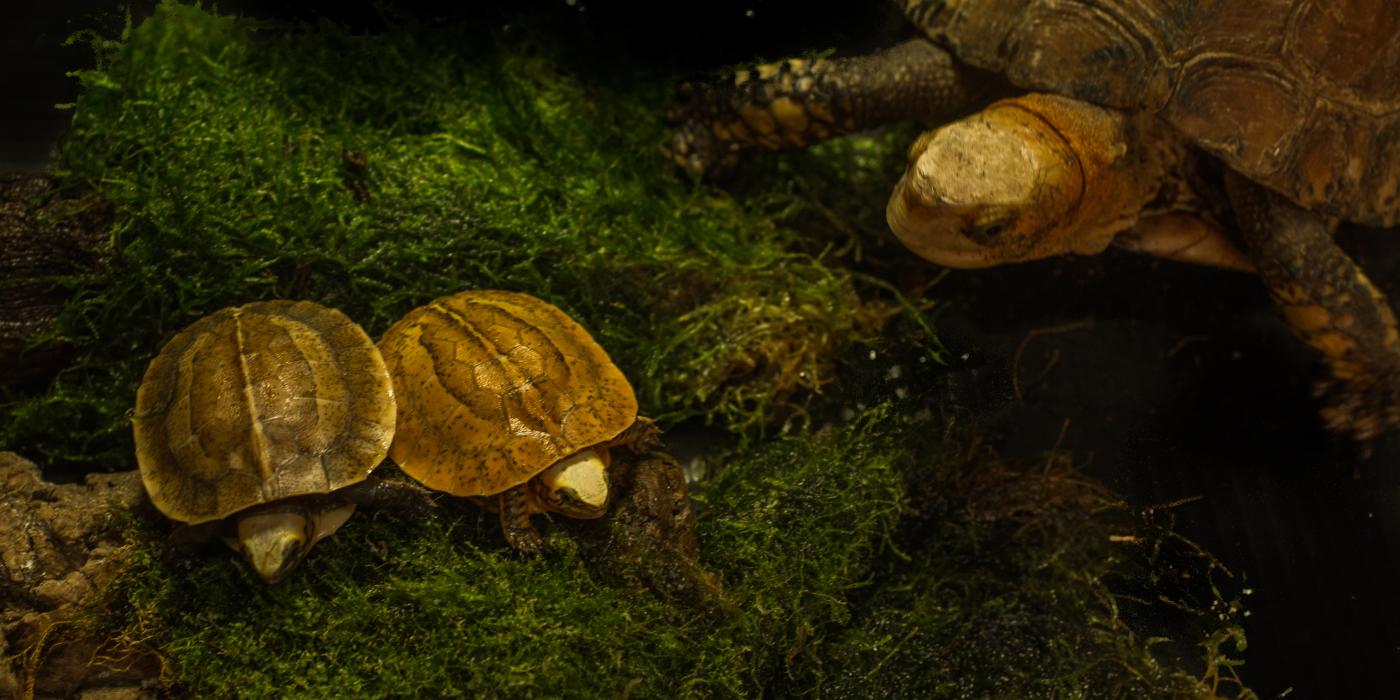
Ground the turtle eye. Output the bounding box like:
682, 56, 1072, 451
969, 219, 1008, 240
554, 488, 578, 506
277, 537, 305, 572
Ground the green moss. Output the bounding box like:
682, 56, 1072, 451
120, 509, 746, 698
1, 1, 893, 466
811, 440, 1256, 698
696, 405, 909, 689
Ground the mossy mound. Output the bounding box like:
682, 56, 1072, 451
815, 441, 1253, 698
1, 1, 891, 466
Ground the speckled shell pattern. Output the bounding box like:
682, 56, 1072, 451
133, 300, 396, 524
378, 290, 638, 498
903, 0, 1400, 225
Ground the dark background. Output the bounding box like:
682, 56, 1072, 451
4, 1, 1398, 696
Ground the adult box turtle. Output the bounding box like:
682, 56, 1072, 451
378, 289, 667, 553
134, 300, 403, 582
666, 0, 1400, 443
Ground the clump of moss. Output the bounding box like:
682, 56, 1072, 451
695, 404, 910, 687
1, 1, 895, 466
808, 435, 1254, 698
114, 508, 746, 697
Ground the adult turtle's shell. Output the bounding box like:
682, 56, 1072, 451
379, 290, 638, 497
905, 0, 1400, 225
133, 300, 395, 524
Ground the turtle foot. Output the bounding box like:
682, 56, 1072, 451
1314, 373, 1400, 446
498, 485, 544, 554
1226, 172, 1400, 446
502, 524, 544, 556
661, 81, 748, 178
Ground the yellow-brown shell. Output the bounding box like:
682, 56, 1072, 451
133, 300, 395, 524
378, 290, 638, 497
910, 0, 1400, 225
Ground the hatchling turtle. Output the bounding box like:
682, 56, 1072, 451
378, 289, 668, 554
133, 300, 414, 583
665, 0, 1400, 443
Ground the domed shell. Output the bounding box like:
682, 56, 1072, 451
378, 290, 638, 497
133, 300, 395, 524
913, 0, 1400, 225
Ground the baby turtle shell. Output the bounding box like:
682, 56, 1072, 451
380, 289, 645, 552
133, 300, 396, 580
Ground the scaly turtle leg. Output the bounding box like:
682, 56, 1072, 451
609, 415, 663, 455
341, 471, 437, 515
1115, 213, 1254, 272
663, 38, 1002, 177
498, 484, 543, 555
1225, 172, 1400, 444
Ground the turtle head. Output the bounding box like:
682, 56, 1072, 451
535, 448, 610, 519
886, 99, 1093, 268
228, 502, 356, 583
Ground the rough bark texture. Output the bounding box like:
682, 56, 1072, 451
0, 174, 109, 386
577, 444, 720, 604
0, 453, 159, 699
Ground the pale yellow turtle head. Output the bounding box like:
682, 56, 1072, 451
534, 447, 610, 519
887, 96, 1130, 268
226, 502, 356, 583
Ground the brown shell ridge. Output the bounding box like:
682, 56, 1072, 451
231, 307, 279, 491
1281, 0, 1400, 111
135, 309, 250, 522
1163, 52, 1304, 157
1161, 47, 1400, 224
474, 292, 638, 447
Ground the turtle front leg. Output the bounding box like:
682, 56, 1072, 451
609, 415, 663, 455
663, 38, 1002, 177
341, 472, 437, 515
1225, 173, 1400, 443
498, 485, 543, 555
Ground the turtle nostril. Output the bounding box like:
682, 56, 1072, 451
969, 221, 1007, 240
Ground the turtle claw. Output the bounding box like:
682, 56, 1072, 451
1314, 374, 1400, 447
503, 524, 544, 556
660, 109, 742, 179
660, 79, 736, 173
